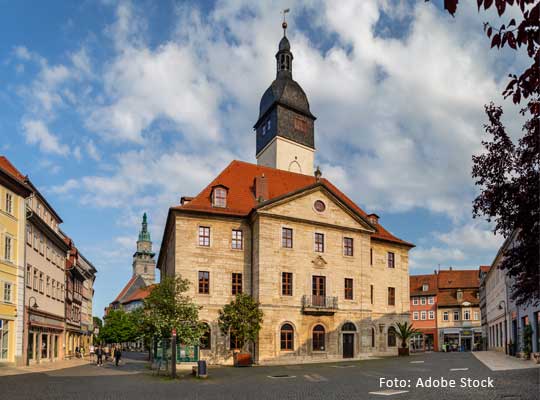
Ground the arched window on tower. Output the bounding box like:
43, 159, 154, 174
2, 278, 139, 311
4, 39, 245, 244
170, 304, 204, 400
285, 55, 290, 70
280, 54, 285, 70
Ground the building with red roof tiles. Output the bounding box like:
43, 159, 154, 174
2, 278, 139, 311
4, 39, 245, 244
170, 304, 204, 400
435, 268, 482, 352
409, 274, 438, 352
156, 25, 414, 365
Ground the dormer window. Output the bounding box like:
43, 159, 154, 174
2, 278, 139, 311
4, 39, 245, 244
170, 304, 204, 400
212, 186, 227, 208
422, 284, 428, 292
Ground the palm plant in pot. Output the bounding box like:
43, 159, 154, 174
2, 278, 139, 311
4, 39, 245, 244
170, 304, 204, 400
218, 293, 263, 367
394, 321, 419, 356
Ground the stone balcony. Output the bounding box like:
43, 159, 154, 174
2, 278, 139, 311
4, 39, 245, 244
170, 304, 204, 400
301, 295, 338, 315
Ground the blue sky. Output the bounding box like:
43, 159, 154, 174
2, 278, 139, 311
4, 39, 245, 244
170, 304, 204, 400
0, 0, 525, 317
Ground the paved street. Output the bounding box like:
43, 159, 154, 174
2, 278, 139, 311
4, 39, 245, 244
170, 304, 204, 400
0, 351, 538, 400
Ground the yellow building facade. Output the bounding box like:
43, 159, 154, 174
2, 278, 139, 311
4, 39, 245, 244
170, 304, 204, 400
0, 157, 31, 365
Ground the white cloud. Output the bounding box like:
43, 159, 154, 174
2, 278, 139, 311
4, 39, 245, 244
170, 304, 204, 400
22, 119, 69, 155
85, 138, 100, 161
49, 178, 80, 194
13, 45, 31, 60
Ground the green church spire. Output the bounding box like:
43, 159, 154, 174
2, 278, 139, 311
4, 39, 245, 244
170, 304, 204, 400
138, 212, 151, 242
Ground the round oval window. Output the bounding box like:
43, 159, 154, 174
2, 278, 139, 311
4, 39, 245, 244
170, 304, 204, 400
314, 200, 326, 212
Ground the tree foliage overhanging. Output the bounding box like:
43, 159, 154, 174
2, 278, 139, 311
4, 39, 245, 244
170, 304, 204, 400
430, 0, 539, 305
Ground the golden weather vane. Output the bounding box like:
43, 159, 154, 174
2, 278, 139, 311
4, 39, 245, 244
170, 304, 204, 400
282, 8, 290, 36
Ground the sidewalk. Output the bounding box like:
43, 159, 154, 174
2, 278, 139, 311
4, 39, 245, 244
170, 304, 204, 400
0, 357, 92, 377
473, 350, 540, 371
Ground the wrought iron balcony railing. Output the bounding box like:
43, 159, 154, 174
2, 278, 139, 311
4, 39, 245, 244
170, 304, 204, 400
301, 295, 338, 314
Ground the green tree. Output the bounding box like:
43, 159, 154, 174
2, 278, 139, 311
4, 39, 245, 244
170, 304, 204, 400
218, 293, 264, 352
394, 321, 419, 349
141, 275, 204, 345
100, 309, 140, 344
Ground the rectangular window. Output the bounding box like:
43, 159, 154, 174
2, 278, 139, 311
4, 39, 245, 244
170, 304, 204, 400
26, 265, 31, 287
344, 278, 353, 300
231, 229, 243, 250
3, 283, 12, 303
428, 296, 434, 305
412, 298, 418, 305
26, 225, 32, 245
33, 269, 38, 290
388, 287, 395, 306
46, 242, 50, 261
443, 312, 449, 321
387, 252, 395, 268
370, 285, 374, 305
413, 311, 419, 320
282, 228, 293, 248
453, 311, 459, 321
52, 279, 56, 299
421, 311, 427, 320
198, 271, 209, 294
429, 311, 435, 320
463, 310, 470, 320
231, 273, 242, 295
314, 233, 324, 252
5, 192, 13, 214
420, 297, 426, 305
46, 277, 51, 297
39, 235, 44, 255
294, 116, 308, 133
473, 311, 479, 321
39, 272, 44, 293
370, 248, 373, 265
343, 237, 353, 256
33, 233, 38, 250
282, 272, 292, 296
198, 226, 210, 247
4, 236, 12, 262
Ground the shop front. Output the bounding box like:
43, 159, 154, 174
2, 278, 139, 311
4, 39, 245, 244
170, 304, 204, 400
441, 328, 481, 352
26, 311, 64, 364
411, 329, 437, 352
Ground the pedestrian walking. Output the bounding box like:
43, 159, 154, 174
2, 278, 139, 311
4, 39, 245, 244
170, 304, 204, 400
96, 346, 104, 366
114, 347, 122, 367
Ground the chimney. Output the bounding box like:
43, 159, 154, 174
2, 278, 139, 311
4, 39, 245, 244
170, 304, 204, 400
255, 174, 268, 203
368, 213, 380, 225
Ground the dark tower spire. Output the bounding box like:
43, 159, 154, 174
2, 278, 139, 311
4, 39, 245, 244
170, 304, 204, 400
276, 9, 292, 79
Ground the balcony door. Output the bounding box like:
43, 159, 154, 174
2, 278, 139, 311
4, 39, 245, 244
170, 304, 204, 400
312, 276, 326, 306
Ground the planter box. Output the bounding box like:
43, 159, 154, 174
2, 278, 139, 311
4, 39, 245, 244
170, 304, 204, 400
233, 352, 252, 367
398, 348, 410, 356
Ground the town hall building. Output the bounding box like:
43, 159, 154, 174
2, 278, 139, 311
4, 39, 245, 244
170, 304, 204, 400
156, 23, 414, 365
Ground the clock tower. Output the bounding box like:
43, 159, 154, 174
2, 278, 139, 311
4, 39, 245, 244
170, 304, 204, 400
254, 20, 316, 175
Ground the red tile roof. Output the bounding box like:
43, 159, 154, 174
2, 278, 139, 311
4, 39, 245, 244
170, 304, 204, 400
112, 276, 139, 303
437, 289, 480, 307
123, 284, 155, 303
479, 265, 490, 273
437, 269, 480, 289
0, 156, 26, 182
410, 274, 438, 296
176, 160, 413, 247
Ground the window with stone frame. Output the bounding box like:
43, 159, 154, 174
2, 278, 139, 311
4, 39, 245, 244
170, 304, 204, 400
4, 236, 12, 262
282, 272, 293, 296
473, 311, 479, 320
33, 268, 38, 290
421, 311, 426, 320
429, 311, 435, 320
343, 237, 353, 256
198, 226, 211, 247
46, 276, 51, 297
280, 324, 294, 351
387, 252, 395, 268
388, 287, 395, 306
3, 283, 12, 303
39, 272, 44, 293
5, 192, 13, 215
428, 296, 435, 305
453, 311, 460, 321
26, 225, 32, 245
26, 265, 31, 287
387, 327, 397, 347
282, 228, 293, 248
198, 271, 210, 294
421, 297, 426, 305
231, 229, 243, 250
443, 311, 449, 321
212, 187, 227, 208
344, 278, 353, 300
413, 298, 418, 305
413, 311, 419, 320
312, 325, 325, 351
463, 310, 471, 320
231, 273, 242, 295
314, 233, 324, 252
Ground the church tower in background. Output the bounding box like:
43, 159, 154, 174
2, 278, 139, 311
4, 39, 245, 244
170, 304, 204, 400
132, 213, 155, 285
254, 18, 316, 175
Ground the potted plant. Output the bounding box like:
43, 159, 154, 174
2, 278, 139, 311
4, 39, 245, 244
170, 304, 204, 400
218, 293, 264, 367
522, 325, 533, 360
394, 321, 419, 356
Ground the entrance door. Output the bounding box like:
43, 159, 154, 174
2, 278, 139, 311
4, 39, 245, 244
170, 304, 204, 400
425, 334, 434, 351
462, 337, 472, 351
312, 276, 326, 306
343, 333, 354, 358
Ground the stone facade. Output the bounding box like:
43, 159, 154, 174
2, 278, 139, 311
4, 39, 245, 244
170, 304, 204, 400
160, 187, 411, 365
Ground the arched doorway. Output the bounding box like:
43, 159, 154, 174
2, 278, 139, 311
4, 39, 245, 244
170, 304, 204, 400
341, 322, 356, 358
